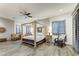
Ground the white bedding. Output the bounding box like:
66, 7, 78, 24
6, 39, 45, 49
22, 35, 45, 42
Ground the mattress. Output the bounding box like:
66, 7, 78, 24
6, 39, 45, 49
22, 35, 44, 42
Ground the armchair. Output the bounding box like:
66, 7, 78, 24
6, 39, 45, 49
11, 34, 21, 41
54, 34, 67, 47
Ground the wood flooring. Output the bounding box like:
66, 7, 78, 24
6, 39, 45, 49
0, 40, 78, 56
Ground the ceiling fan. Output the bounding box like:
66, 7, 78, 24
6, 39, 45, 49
19, 10, 32, 18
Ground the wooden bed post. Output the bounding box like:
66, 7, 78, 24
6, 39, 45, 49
33, 21, 37, 48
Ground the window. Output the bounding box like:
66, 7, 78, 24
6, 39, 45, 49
16, 25, 21, 34
26, 25, 31, 34
52, 21, 65, 35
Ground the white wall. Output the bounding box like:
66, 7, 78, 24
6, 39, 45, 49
0, 18, 14, 40
49, 13, 73, 45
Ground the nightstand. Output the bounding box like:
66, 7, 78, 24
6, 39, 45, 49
45, 35, 52, 44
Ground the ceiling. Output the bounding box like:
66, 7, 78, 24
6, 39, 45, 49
0, 3, 77, 23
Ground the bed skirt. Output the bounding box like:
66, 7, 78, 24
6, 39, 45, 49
22, 38, 46, 46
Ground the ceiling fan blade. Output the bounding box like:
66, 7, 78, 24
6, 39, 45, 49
23, 10, 27, 14
26, 13, 31, 15
19, 10, 27, 14
28, 16, 32, 18
19, 10, 32, 18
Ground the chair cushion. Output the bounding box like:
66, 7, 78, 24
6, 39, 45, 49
59, 34, 66, 40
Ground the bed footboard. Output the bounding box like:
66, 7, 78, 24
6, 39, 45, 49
22, 38, 46, 47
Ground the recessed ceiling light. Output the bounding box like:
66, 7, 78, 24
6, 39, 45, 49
59, 9, 63, 12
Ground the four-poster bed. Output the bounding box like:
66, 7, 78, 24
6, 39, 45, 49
21, 21, 46, 47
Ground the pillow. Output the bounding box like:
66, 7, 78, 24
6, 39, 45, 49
36, 33, 43, 36
53, 35, 58, 39
59, 34, 65, 40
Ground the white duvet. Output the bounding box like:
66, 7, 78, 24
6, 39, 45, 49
22, 35, 45, 42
